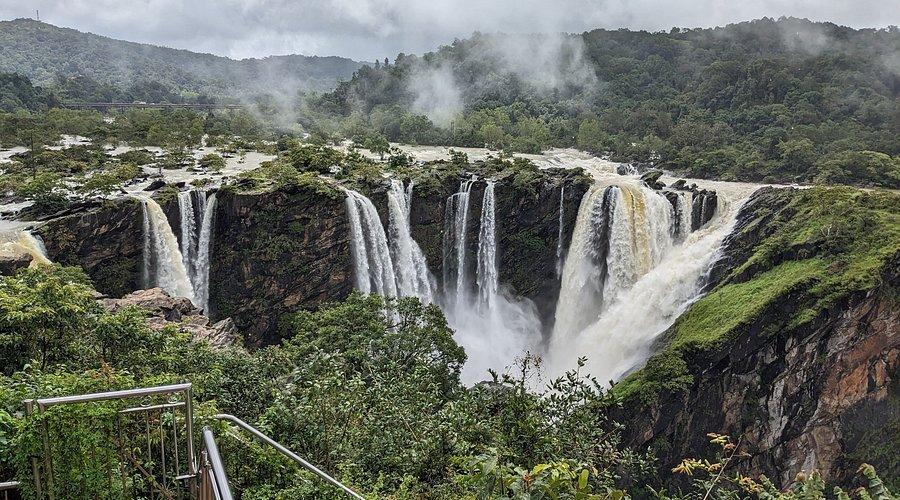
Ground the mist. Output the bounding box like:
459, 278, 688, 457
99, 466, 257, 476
405, 32, 598, 127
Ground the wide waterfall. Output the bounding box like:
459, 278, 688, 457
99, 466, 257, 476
387, 180, 434, 302
343, 166, 750, 385
174, 190, 218, 311
546, 177, 752, 384
140, 197, 196, 302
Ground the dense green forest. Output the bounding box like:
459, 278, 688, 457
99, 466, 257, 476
2, 17, 898, 187
307, 18, 900, 187
0, 18, 364, 98
0, 265, 895, 499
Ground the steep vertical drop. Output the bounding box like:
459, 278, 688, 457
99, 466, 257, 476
556, 184, 566, 277
475, 181, 498, 309
177, 190, 200, 275
442, 179, 475, 308
139, 197, 195, 302
552, 184, 616, 340
193, 193, 217, 312
444, 180, 542, 384
346, 189, 398, 298
546, 177, 753, 385
387, 180, 434, 302
176, 190, 216, 311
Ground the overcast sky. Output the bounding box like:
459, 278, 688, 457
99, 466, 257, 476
1, 0, 898, 61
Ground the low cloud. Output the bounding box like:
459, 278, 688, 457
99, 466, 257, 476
2, 0, 898, 61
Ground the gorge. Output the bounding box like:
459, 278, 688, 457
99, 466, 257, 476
3, 146, 895, 486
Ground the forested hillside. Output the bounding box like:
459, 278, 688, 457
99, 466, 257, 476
308, 18, 900, 187
0, 18, 364, 99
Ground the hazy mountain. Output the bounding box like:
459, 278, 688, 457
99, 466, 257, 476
0, 18, 365, 100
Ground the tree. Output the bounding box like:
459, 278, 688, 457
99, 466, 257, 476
199, 153, 226, 171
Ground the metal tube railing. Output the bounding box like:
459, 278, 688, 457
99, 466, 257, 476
201, 427, 234, 500
0, 481, 20, 500
24, 382, 197, 499
213, 414, 365, 500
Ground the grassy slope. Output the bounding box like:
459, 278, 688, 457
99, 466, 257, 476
615, 186, 900, 403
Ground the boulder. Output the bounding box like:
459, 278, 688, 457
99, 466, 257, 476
640, 169, 666, 190
144, 179, 167, 191
101, 287, 240, 349
0, 253, 31, 275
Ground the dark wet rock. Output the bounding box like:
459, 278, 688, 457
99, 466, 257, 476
0, 253, 32, 275
144, 179, 167, 191
640, 169, 665, 190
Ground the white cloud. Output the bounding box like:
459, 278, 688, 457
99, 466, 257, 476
2, 0, 898, 60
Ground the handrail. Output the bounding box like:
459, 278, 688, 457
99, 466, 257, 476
28, 383, 193, 407
202, 427, 234, 500
213, 414, 365, 500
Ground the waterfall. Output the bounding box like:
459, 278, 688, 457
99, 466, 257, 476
174, 190, 217, 311
194, 194, 217, 312
0, 230, 51, 267
552, 184, 616, 339
178, 191, 201, 274
139, 197, 195, 302
442, 179, 475, 308
556, 184, 566, 276
346, 189, 398, 298
475, 181, 498, 309
676, 191, 693, 241
387, 179, 434, 302
442, 180, 541, 384
547, 177, 752, 385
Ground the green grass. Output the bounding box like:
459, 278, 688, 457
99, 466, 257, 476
614, 186, 900, 404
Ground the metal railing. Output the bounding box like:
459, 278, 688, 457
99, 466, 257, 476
213, 414, 365, 500
12, 384, 365, 499
24, 383, 196, 499
198, 428, 233, 500
0, 481, 20, 500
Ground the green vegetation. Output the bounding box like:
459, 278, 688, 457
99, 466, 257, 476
309, 18, 899, 187
616, 187, 900, 403
0, 19, 363, 98
0, 262, 895, 498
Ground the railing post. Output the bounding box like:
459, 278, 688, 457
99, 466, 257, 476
24, 400, 42, 499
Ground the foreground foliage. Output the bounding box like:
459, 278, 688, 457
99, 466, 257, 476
0, 266, 894, 498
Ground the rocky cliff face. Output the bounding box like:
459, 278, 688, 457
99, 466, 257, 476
620, 187, 900, 488
208, 184, 354, 345
36, 197, 144, 297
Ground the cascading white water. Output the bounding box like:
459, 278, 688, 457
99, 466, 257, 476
443, 179, 475, 308
676, 191, 693, 241
556, 184, 566, 276
193, 193, 217, 312
139, 197, 195, 302
475, 181, 498, 309
444, 180, 542, 383
175, 190, 217, 311
387, 180, 434, 302
346, 189, 398, 298
0, 230, 51, 267
178, 191, 201, 273
546, 176, 753, 384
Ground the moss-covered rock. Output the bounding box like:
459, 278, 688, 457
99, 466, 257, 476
615, 186, 900, 487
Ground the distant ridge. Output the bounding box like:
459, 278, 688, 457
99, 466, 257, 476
0, 18, 365, 98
